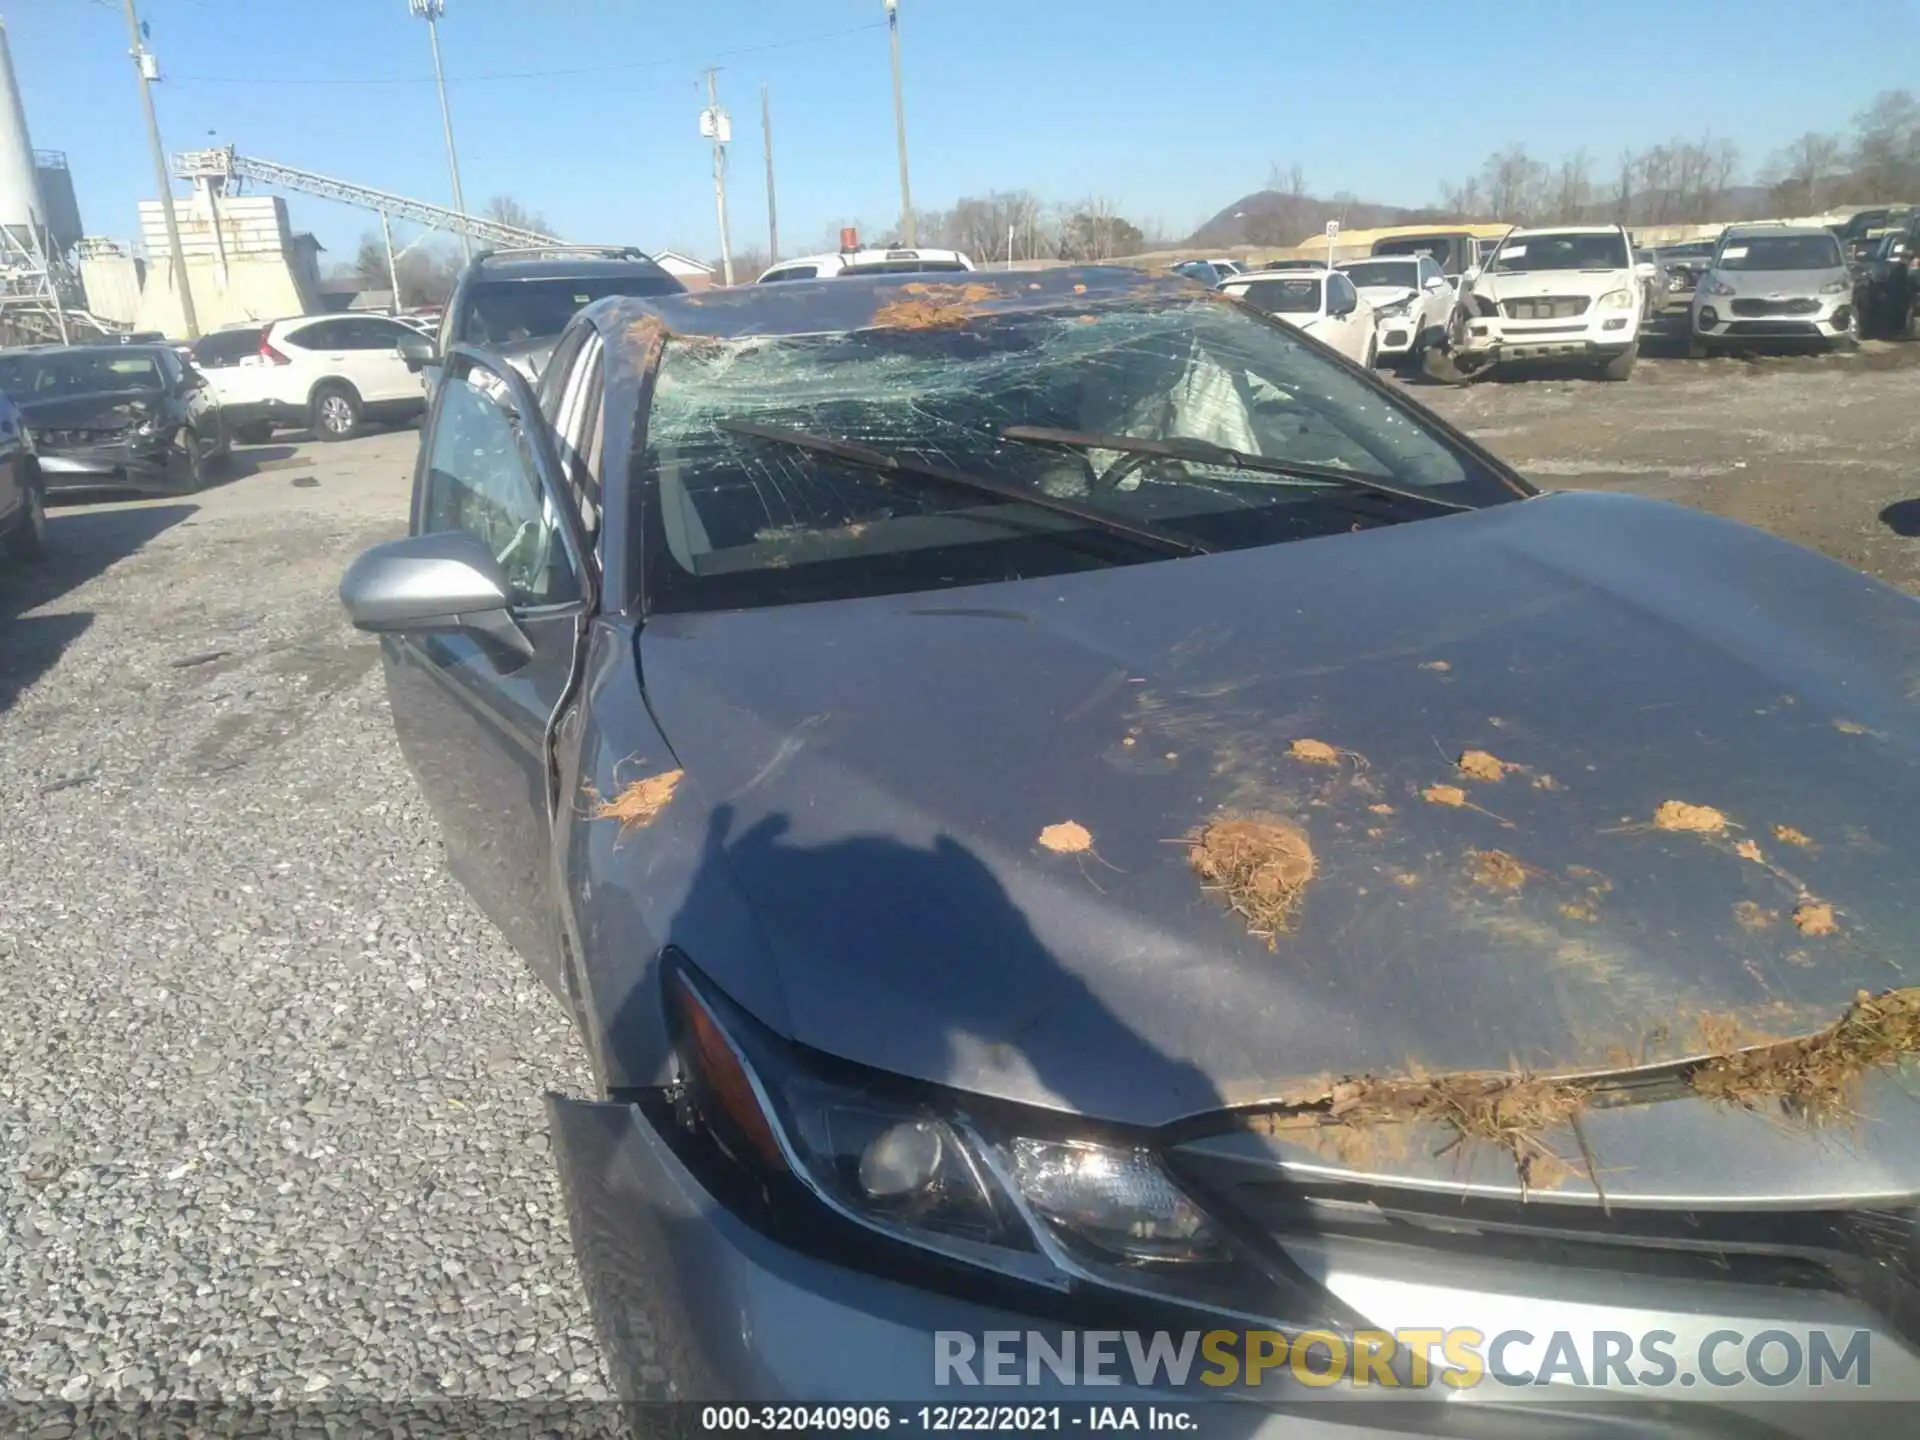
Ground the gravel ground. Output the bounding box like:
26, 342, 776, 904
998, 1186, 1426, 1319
1, 339, 1916, 1423
0, 432, 614, 1416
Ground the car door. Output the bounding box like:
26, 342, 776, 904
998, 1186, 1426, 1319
350, 316, 428, 403
1415, 255, 1450, 335
0, 391, 23, 523
1321, 272, 1368, 362
379, 349, 593, 992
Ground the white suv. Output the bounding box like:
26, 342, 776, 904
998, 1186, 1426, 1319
755, 248, 975, 282
1455, 225, 1649, 380
203, 314, 433, 442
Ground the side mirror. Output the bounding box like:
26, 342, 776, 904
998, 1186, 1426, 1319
1636, 261, 1657, 279
398, 334, 439, 374
338, 530, 533, 670
1463, 265, 1483, 283
1424, 276, 1448, 291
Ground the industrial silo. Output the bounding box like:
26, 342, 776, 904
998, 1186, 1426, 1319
0, 18, 48, 250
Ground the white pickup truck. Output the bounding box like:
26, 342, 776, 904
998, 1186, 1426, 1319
1449, 224, 1654, 380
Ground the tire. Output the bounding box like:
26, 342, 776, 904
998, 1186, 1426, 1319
4, 476, 47, 562
233, 421, 274, 445
310, 383, 362, 442
1598, 346, 1638, 381
1363, 336, 1378, 369
1903, 302, 1920, 342
176, 428, 215, 494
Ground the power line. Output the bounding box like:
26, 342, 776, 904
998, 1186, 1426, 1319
168, 21, 885, 87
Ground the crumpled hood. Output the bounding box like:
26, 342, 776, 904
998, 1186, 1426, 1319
16, 389, 162, 432
1707, 267, 1849, 299
1473, 269, 1630, 302
1353, 284, 1418, 311
635, 492, 1920, 1174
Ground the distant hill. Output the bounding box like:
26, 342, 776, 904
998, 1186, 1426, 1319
1187, 189, 1444, 249
1188, 182, 1788, 249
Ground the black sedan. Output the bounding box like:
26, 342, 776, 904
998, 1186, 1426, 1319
341, 269, 1920, 1416
0, 343, 227, 495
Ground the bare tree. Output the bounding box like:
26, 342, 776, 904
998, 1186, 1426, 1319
1056, 196, 1143, 261
1850, 90, 1920, 200
1552, 149, 1592, 221
1766, 131, 1845, 213
482, 195, 553, 237
1613, 149, 1637, 224
1481, 145, 1548, 222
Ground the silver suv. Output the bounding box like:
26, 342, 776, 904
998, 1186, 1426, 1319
1690, 225, 1856, 354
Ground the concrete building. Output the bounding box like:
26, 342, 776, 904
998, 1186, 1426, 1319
134, 191, 322, 336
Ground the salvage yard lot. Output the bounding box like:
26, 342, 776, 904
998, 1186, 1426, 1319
1, 342, 1917, 1403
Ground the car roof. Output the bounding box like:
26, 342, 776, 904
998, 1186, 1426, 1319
1719, 224, 1835, 241
581, 266, 1197, 345
1502, 225, 1623, 238
770, 247, 970, 269
6, 344, 171, 358
466, 254, 676, 282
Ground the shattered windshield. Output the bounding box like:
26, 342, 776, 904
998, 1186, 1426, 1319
639, 297, 1519, 611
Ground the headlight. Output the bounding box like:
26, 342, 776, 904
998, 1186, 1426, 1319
1820, 278, 1852, 295
1597, 289, 1637, 309
1705, 278, 1737, 297
1470, 292, 1500, 317
661, 958, 1326, 1322
1372, 297, 1413, 319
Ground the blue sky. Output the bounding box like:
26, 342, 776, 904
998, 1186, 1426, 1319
8, 0, 1920, 266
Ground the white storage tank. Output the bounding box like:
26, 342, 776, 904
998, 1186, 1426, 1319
0, 19, 47, 244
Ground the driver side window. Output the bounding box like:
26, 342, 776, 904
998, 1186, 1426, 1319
421, 367, 579, 608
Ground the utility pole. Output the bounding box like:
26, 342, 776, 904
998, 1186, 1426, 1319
702, 68, 735, 286
381, 211, 402, 311
760, 82, 779, 265
409, 0, 471, 261
883, 0, 915, 246
121, 0, 198, 338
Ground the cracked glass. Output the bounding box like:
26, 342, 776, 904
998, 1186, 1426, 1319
639, 296, 1518, 612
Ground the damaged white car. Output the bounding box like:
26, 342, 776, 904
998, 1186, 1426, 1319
1450, 225, 1651, 380
1336, 255, 1455, 367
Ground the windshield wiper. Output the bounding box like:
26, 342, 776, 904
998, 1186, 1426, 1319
999, 426, 1475, 513
715, 419, 1213, 557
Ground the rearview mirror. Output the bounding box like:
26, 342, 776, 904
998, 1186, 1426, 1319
338, 531, 532, 669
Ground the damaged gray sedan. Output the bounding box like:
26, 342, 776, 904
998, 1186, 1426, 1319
341, 268, 1920, 1433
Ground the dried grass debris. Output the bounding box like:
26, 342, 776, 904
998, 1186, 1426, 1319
1653, 800, 1728, 834
1468, 849, 1527, 890
871, 282, 997, 330
1689, 986, 1920, 1122
586, 768, 684, 838
1189, 816, 1316, 946
1288, 738, 1341, 766
1424, 784, 1468, 808
1793, 901, 1838, 936
1457, 749, 1513, 782
1038, 821, 1094, 854
1773, 825, 1812, 847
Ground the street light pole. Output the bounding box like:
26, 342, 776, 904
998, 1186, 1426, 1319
409, 0, 471, 261
883, 0, 915, 247
120, 0, 198, 338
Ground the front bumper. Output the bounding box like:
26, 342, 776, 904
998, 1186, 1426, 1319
546, 1095, 1918, 1436
1692, 293, 1854, 343
1370, 311, 1420, 357
1454, 312, 1639, 363
35, 437, 191, 492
